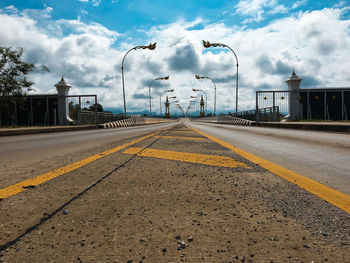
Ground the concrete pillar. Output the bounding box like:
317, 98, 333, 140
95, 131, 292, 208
200, 95, 205, 117
285, 71, 302, 120
55, 77, 71, 125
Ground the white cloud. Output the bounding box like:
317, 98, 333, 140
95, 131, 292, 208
92, 0, 101, 7
235, 0, 306, 23
268, 4, 288, 15
292, 0, 307, 9
57, 19, 119, 39
235, 0, 282, 22
0, 7, 349, 113
1, 5, 19, 14
78, 0, 101, 7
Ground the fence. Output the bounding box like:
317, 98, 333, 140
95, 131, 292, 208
232, 107, 279, 122
298, 89, 349, 120
256, 88, 350, 121
78, 111, 127, 125
0, 95, 59, 127
0, 94, 129, 127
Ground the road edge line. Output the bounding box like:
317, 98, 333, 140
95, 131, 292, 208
189, 126, 350, 214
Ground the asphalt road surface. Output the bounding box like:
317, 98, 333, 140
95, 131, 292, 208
0, 120, 349, 262
187, 119, 350, 196
0, 122, 179, 170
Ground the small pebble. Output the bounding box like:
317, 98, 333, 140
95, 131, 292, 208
63, 209, 69, 215
178, 241, 186, 249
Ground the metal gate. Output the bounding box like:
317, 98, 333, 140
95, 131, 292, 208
256, 90, 290, 121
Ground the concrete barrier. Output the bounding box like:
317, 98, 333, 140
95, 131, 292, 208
98, 117, 177, 129
193, 116, 253, 126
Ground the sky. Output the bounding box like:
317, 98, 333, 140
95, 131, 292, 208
0, 0, 350, 114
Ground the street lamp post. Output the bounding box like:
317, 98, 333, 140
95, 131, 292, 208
160, 89, 174, 116
170, 99, 179, 117
176, 103, 184, 117
149, 75, 169, 116
202, 40, 239, 113
195, 75, 216, 115
187, 99, 197, 116
121, 42, 157, 115
192, 88, 207, 115
186, 100, 196, 116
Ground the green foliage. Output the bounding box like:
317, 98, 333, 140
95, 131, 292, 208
0, 47, 35, 98
88, 103, 104, 112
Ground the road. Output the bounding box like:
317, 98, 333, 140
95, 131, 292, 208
0, 119, 349, 262
186, 120, 350, 195
0, 121, 179, 167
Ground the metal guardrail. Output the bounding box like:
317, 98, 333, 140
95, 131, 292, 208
192, 115, 254, 126
231, 106, 280, 122
98, 116, 176, 129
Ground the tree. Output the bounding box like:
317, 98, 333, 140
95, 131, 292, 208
89, 103, 104, 112
0, 47, 35, 98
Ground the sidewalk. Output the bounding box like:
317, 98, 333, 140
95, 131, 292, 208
0, 125, 96, 136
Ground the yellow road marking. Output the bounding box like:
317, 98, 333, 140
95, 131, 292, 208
0, 131, 161, 199
190, 126, 350, 213
155, 135, 206, 141
123, 147, 250, 169
169, 131, 196, 133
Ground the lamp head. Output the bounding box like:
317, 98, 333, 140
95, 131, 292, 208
202, 40, 211, 48
148, 42, 157, 50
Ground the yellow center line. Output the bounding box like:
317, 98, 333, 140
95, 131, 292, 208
123, 147, 251, 169
169, 131, 196, 133
189, 126, 350, 213
155, 135, 207, 141
0, 131, 162, 199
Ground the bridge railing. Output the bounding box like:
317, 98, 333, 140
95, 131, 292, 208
229, 106, 280, 122
192, 115, 254, 126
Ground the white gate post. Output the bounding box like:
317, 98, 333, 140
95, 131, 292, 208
55, 77, 71, 125
285, 71, 302, 120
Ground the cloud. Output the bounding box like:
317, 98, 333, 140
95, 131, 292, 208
292, 0, 307, 9
256, 55, 291, 76
57, 19, 119, 39
235, 0, 283, 22
78, 0, 101, 7
91, 0, 101, 7
132, 92, 148, 100
167, 40, 200, 72
235, 0, 307, 23
268, 4, 288, 15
